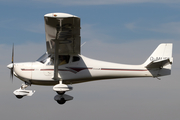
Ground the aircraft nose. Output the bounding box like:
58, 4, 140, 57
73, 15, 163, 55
7, 63, 13, 69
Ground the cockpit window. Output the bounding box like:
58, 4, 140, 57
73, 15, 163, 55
36, 52, 50, 64
72, 56, 80, 62
59, 55, 70, 65
47, 55, 70, 65
37, 53, 70, 65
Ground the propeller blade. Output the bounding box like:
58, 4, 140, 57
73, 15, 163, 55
10, 44, 14, 82
12, 43, 14, 64
10, 67, 13, 81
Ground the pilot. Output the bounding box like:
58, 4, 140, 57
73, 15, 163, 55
59, 56, 67, 65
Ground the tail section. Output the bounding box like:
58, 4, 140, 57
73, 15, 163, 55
143, 43, 173, 77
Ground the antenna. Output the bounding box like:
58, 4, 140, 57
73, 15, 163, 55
81, 42, 86, 47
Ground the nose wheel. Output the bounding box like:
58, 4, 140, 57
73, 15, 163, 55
13, 82, 35, 99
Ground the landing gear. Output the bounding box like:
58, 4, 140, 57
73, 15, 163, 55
15, 95, 24, 99
56, 91, 65, 95
13, 82, 35, 99
57, 98, 66, 104
53, 80, 73, 104
53, 81, 73, 95
54, 94, 73, 105
20, 82, 29, 89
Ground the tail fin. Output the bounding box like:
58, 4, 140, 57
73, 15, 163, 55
143, 43, 173, 77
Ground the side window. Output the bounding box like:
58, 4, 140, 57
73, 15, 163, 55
36, 52, 50, 64
46, 57, 54, 65
59, 55, 70, 65
72, 56, 80, 62
46, 55, 70, 66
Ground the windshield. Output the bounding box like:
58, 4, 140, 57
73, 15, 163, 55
36, 53, 70, 65
36, 52, 50, 64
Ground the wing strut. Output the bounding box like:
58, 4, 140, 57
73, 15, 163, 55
53, 19, 63, 81
52, 18, 73, 94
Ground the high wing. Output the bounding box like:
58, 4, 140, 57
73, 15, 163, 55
44, 13, 81, 55
44, 13, 81, 81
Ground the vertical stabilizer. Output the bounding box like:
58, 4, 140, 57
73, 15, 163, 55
143, 43, 173, 77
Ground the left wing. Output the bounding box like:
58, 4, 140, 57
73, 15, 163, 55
44, 13, 81, 55
44, 13, 81, 81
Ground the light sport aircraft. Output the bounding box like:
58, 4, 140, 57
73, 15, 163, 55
7, 13, 173, 104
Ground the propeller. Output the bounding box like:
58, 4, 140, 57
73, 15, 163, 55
11, 44, 14, 81
7, 44, 14, 81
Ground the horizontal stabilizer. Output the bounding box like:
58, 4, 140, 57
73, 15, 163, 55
143, 43, 173, 77
146, 58, 173, 69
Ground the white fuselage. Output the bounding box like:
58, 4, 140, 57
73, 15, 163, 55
13, 55, 152, 85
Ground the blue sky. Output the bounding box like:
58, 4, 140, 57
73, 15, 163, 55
0, 1, 180, 120
1, 1, 180, 45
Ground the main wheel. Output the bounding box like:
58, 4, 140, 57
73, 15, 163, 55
56, 91, 65, 95
56, 98, 66, 105
15, 95, 23, 99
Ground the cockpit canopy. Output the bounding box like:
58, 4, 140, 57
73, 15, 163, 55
36, 52, 79, 65
36, 52, 50, 64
